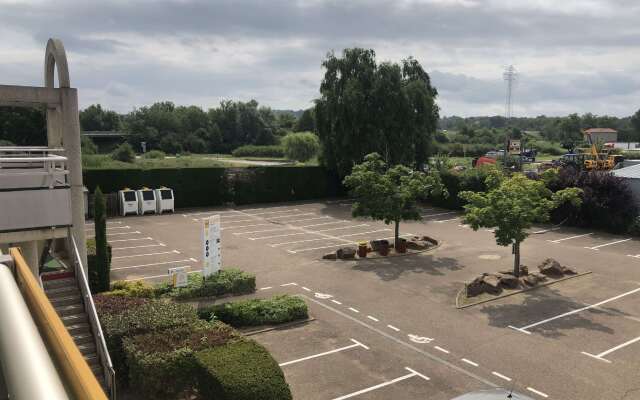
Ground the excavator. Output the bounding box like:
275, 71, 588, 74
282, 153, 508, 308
582, 131, 623, 171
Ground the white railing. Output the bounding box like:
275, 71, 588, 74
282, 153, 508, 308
68, 232, 116, 400
0, 147, 68, 189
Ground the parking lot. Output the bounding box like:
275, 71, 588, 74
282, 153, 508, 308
91, 199, 640, 399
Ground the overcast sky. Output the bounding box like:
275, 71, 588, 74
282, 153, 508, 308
2, 0, 639, 117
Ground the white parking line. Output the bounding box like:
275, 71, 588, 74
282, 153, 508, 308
300, 220, 349, 228
367, 315, 379, 322
548, 233, 592, 243
282, 216, 331, 224
182, 210, 239, 217
461, 358, 479, 367
266, 212, 313, 220
422, 211, 456, 218
435, 218, 459, 223
260, 286, 273, 290
314, 224, 369, 233
279, 338, 369, 367
218, 218, 260, 224
86, 221, 122, 226
585, 238, 632, 250
532, 226, 561, 234
280, 282, 297, 287
509, 287, 640, 334
387, 324, 401, 332
331, 367, 429, 400
288, 234, 413, 254
302, 286, 311, 292
109, 237, 153, 243
269, 229, 391, 247
112, 258, 197, 271
434, 346, 450, 354
85, 225, 130, 231
106, 230, 141, 237
492, 371, 512, 382
246, 209, 301, 216
124, 269, 201, 281
233, 227, 293, 235
331, 300, 342, 305
221, 223, 273, 231
581, 335, 640, 363
527, 387, 549, 398
112, 250, 180, 260
338, 229, 391, 238
348, 307, 360, 313
112, 243, 166, 251
249, 232, 308, 240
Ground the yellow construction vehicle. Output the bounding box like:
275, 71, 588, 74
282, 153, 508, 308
582, 132, 623, 171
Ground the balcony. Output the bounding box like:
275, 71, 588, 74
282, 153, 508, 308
0, 147, 72, 235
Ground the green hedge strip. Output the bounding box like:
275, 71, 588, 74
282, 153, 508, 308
199, 295, 308, 327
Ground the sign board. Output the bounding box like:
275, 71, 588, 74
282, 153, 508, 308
508, 139, 521, 154
168, 267, 188, 287
202, 215, 221, 277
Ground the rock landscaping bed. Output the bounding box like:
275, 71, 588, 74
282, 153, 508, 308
457, 258, 591, 308
322, 236, 439, 260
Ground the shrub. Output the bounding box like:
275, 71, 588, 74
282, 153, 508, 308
143, 150, 166, 159
94, 294, 149, 316
90, 187, 110, 293
105, 280, 156, 298
123, 321, 236, 399
231, 145, 285, 158
87, 237, 112, 294
530, 140, 564, 156
157, 269, 256, 300
282, 132, 319, 162
426, 166, 494, 209
96, 299, 199, 384
81, 135, 98, 155
111, 142, 136, 163
195, 339, 292, 400
199, 295, 308, 327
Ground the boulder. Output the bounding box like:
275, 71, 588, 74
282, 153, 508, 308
523, 272, 547, 287
466, 273, 503, 297
422, 236, 439, 246
466, 276, 486, 297
483, 274, 502, 293
336, 247, 356, 260
538, 258, 564, 276
498, 273, 519, 289
370, 239, 390, 252
322, 252, 337, 260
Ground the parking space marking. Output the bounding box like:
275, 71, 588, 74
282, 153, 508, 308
124, 269, 201, 281
491, 371, 512, 382
182, 210, 239, 217
422, 211, 457, 218
302, 286, 312, 292
234, 227, 292, 235
85, 225, 130, 231
86, 221, 122, 226
221, 223, 273, 231
112, 258, 197, 271
585, 238, 632, 250
249, 232, 308, 240
271, 236, 338, 247
106, 230, 141, 236
283, 216, 331, 224
314, 224, 369, 233
338, 229, 391, 238
260, 286, 273, 290
218, 218, 260, 224
548, 233, 592, 243
288, 234, 413, 253
434, 346, 450, 354
266, 212, 314, 220
527, 387, 549, 398
112, 243, 166, 251
278, 338, 369, 367
509, 287, 640, 334
581, 335, 640, 363
462, 358, 479, 367
532, 227, 560, 234
367, 315, 379, 322
246, 209, 301, 216
435, 218, 459, 223
280, 283, 298, 287
332, 367, 429, 400
300, 220, 349, 228
112, 250, 180, 260
331, 300, 342, 305
387, 324, 401, 332
109, 237, 153, 243
348, 307, 360, 313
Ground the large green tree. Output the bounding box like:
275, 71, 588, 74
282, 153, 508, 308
558, 113, 583, 151
79, 104, 122, 131
0, 106, 46, 146
460, 172, 582, 277
344, 153, 446, 248
282, 132, 320, 162
315, 49, 439, 176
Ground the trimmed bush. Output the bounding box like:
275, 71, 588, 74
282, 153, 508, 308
111, 142, 136, 163
106, 280, 156, 298
231, 145, 284, 158
87, 237, 112, 294
282, 132, 319, 162
195, 339, 292, 400
143, 150, 166, 159
199, 295, 308, 327
96, 298, 199, 384
157, 269, 256, 300
123, 321, 236, 399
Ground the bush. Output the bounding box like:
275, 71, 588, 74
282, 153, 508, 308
105, 280, 156, 298
111, 143, 136, 163
87, 237, 112, 294
530, 140, 564, 156
143, 150, 166, 159
90, 187, 110, 293
81, 136, 98, 155
96, 299, 199, 384
123, 321, 236, 399
426, 166, 494, 209
282, 132, 320, 162
195, 339, 292, 400
199, 295, 308, 327
231, 145, 284, 158
157, 269, 256, 300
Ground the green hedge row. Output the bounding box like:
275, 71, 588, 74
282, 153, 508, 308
231, 145, 285, 158
83, 166, 343, 208
155, 269, 256, 300
198, 295, 308, 327
426, 167, 492, 209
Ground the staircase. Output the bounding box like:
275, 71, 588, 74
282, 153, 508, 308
42, 271, 105, 387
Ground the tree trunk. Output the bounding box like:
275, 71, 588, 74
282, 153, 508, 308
394, 219, 400, 249
513, 241, 521, 277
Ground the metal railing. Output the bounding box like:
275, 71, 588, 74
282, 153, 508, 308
0, 148, 69, 189
69, 231, 116, 400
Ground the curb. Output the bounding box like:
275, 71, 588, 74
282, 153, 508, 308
241, 316, 316, 336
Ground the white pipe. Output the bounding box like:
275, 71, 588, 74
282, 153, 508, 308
0, 263, 69, 400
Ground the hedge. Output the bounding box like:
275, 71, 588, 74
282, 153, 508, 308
426, 167, 493, 209
106, 280, 156, 298
195, 339, 292, 400
83, 166, 344, 208
95, 297, 199, 384
231, 145, 285, 158
199, 295, 308, 327
156, 269, 256, 300
123, 321, 236, 399
87, 238, 112, 294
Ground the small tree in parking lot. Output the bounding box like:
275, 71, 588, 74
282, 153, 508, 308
91, 187, 111, 293
343, 153, 446, 249
460, 171, 582, 277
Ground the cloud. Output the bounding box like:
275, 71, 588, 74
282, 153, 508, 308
0, 0, 639, 116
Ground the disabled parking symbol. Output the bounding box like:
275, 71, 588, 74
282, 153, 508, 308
314, 292, 333, 299
408, 334, 434, 344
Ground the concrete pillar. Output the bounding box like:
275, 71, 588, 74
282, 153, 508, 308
46, 106, 62, 147
60, 87, 87, 272
20, 241, 40, 278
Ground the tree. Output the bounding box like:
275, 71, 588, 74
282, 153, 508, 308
343, 153, 446, 248
282, 132, 320, 162
80, 104, 121, 131
81, 136, 98, 155
0, 106, 47, 145
111, 142, 136, 162
315, 49, 439, 176
294, 109, 315, 132
631, 109, 640, 142
460, 172, 582, 277
559, 113, 582, 151
91, 187, 110, 293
